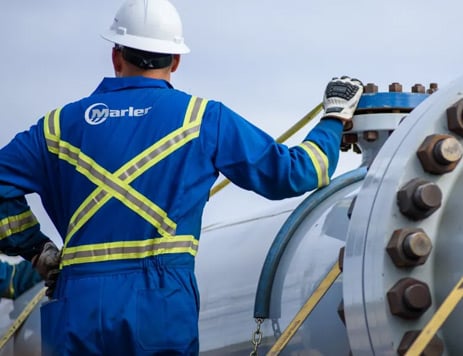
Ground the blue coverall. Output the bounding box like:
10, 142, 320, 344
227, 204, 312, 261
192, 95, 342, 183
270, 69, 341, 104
0, 259, 42, 299
0, 77, 343, 355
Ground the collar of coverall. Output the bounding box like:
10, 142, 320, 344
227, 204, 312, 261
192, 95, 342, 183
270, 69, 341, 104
91, 76, 174, 95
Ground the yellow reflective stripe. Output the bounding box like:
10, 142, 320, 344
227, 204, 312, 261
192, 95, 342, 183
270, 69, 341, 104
183, 96, 208, 126
0, 211, 38, 240
44, 108, 62, 153
2, 264, 15, 299
8, 265, 15, 298
66, 124, 201, 244
65, 97, 208, 248
298, 141, 330, 187
54, 140, 176, 237
60, 235, 198, 267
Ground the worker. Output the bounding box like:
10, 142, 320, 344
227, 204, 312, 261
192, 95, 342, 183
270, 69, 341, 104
0, 0, 363, 355
0, 259, 42, 299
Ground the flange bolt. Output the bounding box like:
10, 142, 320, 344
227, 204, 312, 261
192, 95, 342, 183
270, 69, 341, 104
387, 278, 432, 319
447, 98, 463, 137
397, 178, 442, 220
403, 231, 432, 260
387, 228, 433, 267
417, 134, 463, 174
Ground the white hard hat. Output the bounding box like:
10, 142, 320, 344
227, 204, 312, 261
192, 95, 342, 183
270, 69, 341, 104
101, 0, 190, 54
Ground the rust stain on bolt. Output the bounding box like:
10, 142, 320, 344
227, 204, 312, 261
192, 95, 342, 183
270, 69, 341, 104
413, 182, 442, 210
433, 137, 463, 164
447, 98, 463, 137
403, 231, 433, 259
417, 134, 463, 174
387, 278, 432, 319
389, 82, 403, 92
397, 178, 442, 220
412, 84, 426, 93
364, 83, 378, 93
363, 131, 378, 142
427, 82, 439, 94
403, 284, 432, 311
387, 228, 433, 267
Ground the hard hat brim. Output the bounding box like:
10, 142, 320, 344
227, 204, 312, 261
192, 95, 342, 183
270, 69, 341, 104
101, 30, 190, 55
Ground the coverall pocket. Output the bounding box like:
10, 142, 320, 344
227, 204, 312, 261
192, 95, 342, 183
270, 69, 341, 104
136, 287, 198, 351
40, 298, 67, 356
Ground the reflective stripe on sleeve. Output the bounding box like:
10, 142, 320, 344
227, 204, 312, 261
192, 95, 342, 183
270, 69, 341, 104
298, 141, 330, 187
0, 211, 39, 240
60, 235, 199, 267
44, 108, 62, 153
183, 95, 208, 126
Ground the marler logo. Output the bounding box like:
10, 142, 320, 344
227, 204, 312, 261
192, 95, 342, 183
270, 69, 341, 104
84, 103, 152, 125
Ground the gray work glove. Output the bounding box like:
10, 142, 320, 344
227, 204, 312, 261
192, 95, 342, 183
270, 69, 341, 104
31, 241, 61, 298
321, 76, 364, 126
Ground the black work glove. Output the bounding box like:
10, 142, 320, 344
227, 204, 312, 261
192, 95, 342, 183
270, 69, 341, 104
31, 241, 61, 298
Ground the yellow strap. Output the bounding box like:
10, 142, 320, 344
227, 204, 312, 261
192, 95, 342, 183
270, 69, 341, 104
209, 102, 323, 198
266, 259, 341, 356
405, 276, 463, 356
0, 286, 46, 351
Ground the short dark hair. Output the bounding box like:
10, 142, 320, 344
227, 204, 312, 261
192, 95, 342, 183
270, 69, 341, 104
114, 44, 173, 69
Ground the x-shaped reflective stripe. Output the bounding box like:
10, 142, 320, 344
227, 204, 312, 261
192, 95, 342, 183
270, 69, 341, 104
298, 141, 329, 187
0, 210, 38, 240
44, 97, 208, 250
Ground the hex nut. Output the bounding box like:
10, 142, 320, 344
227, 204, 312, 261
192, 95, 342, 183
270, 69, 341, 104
397, 330, 444, 356
389, 82, 403, 92
364, 83, 378, 93
386, 228, 433, 267
363, 130, 379, 142
427, 83, 439, 94
447, 98, 463, 137
397, 178, 442, 220
412, 84, 426, 93
417, 134, 463, 174
387, 278, 432, 319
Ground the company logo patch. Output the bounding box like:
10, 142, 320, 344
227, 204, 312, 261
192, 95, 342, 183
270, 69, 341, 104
84, 103, 152, 125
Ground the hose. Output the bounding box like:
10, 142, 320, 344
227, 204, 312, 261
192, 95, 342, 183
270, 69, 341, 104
253, 166, 367, 319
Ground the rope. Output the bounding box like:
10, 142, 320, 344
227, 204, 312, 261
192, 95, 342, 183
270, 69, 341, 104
0, 286, 46, 351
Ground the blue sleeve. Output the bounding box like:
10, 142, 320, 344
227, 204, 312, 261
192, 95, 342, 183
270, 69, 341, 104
0, 261, 13, 298
204, 102, 343, 200
0, 119, 52, 260
0, 260, 42, 299
11, 260, 42, 298
0, 119, 49, 195
0, 195, 51, 260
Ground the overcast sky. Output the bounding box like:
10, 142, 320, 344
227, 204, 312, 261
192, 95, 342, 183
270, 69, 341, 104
2, 0, 463, 242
